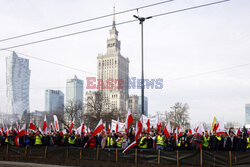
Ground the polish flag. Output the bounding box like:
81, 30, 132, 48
16, 122, 20, 133
123, 118, 142, 153
163, 122, 171, 137
29, 119, 36, 131
116, 117, 119, 133
1, 122, 5, 132
122, 141, 137, 153
108, 124, 111, 133
50, 122, 55, 133
174, 128, 178, 146
135, 118, 143, 141
43, 115, 47, 133
216, 118, 226, 136
196, 124, 204, 136
125, 109, 133, 132
14, 124, 26, 146
157, 122, 162, 133
103, 122, 106, 134
81, 122, 85, 133
53, 115, 59, 132
146, 119, 150, 133
69, 120, 74, 134
189, 125, 194, 135
91, 119, 104, 137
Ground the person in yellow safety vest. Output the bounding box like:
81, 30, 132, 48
178, 130, 187, 150
202, 131, 210, 150
156, 132, 165, 150
246, 135, 250, 152
116, 132, 123, 148
139, 133, 147, 149
68, 132, 76, 147
106, 133, 116, 148
35, 131, 43, 146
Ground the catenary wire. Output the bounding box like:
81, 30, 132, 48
0, 0, 230, 51
0, 0, 174, 42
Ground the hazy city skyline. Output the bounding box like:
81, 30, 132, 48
0, 0, 250, 125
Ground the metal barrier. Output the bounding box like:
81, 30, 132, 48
0, 145, 250, 166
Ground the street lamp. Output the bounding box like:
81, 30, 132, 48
133, 15, 152, 116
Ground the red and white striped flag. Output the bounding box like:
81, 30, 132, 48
43, 115, 47, 133
108, 124, 111, 133
116, 117, 119, 133
91, 119, 104, 137
125, 109, 133, 132
14, 124, 26, 146
53, 115, 59, 132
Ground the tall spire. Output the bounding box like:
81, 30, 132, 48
112, 5, 115, 28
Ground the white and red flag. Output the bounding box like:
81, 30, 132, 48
1, 122, 5, 132
14, 124, 26, 146
189, 125, 194, 135
29, 119, 36, 131
50, 122, 55, 133
116, 117, 119, 133
108, 124, 111, 133
163, 122, 171, 137
43, 115, 47, 133
91, 119, 104, 137
123, 118, 143, 153
103, 122, 106, 134
81, 121, 85, 133
125, 109, 133, 132
16, 122, 20, 133
53, 115, 60, 132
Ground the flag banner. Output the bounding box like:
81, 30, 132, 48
111, 120, 125, 133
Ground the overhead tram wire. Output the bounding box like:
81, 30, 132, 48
0, 0, 230, 51
0, 0, 174, 42
2, 49, 96, 75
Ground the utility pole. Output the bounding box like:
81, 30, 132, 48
133, 15, 152, 116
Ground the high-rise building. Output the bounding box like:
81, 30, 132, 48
66, 75, 83, 105
128, 95, 139, 116
245, 104, 250, 125
139, 96, 148, 116
45, 89, 64, 112
97, 7, 129, 113
6, 51, 31, 115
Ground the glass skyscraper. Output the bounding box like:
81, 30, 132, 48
6, 52, 31, 115
66, 75, 83, 105
45, 89, 64, 112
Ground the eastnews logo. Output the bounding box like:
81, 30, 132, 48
86, 77, 163, 89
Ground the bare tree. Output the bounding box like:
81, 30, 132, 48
63, 100, 83, 129
166, 102, 190, 129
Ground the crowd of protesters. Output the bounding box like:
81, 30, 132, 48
0, 127, 250, 152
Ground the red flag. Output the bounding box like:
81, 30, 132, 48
29, 119, 36, 131
157, 122, 162, 133
14, 124, 26, 146
163, 122, 171, 137
108, 124, 111, 133
91, 119, 103, 137
135, 118, 143, 141
125, 109, 133, 132
146, 119, 150, 133
50, 122, 55, 133
69, 120, 74, 134
43, 115, 47, 132
81, 122, 85, 133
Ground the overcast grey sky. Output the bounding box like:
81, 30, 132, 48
0, 0, 250, 125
